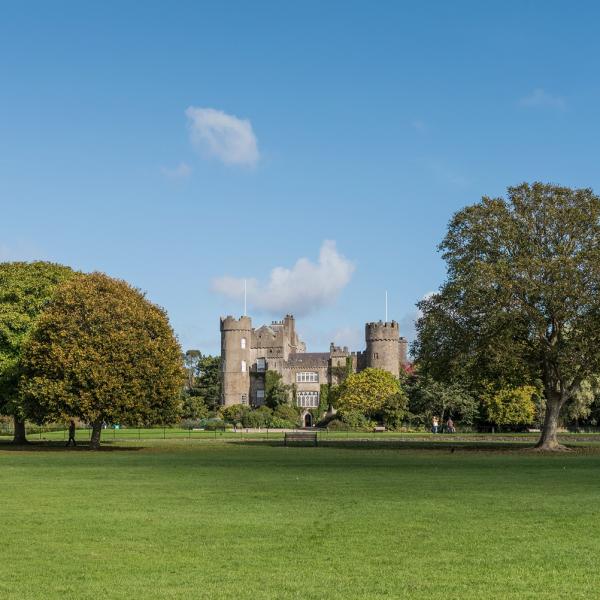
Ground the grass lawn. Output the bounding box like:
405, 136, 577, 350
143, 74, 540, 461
1, 439, 599, 599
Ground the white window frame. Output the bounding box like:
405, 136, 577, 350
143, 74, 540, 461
241, 360, 247, 372
296, 372, 319, 383
297, 391, 319, 408
241, 337, 246, 349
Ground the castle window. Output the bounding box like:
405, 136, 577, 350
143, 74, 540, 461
241, 394, 248, 405
256, 390, 265, 405
296, 372, 319, 383
257, 358, 266, 372
241, 338, 246, 349
297, 391, 319, 408
241, 360, 247, 372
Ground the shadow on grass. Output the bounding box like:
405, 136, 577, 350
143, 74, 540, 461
229, 438, 581, 453
0, 439, 145, 452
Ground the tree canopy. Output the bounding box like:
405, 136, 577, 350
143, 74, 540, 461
414, 182, 600, 450
0, 261, 74, 442
333, 368, 404, 418
21, 272, 185, 448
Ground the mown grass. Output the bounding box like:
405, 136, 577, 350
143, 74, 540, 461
1, 438, 599, 599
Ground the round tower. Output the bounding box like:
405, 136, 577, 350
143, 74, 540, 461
365, 320, 400, 377
220, 315, 252, 407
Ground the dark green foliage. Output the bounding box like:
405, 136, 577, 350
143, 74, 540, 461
0, 261, 74, 439
264, 370, 292, 408
407, 377, 478, 427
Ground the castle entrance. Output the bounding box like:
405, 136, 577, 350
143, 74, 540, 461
304, 413, 313, 428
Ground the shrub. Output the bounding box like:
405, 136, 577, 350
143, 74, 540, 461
327, 419, 349, 431
273, 404, 299, 422
220, 404, 251, 425
243, 406, 273, 428
269, 416, 297, 429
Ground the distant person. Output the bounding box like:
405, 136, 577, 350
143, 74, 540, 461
432, 416, 439, 434
447, 418, 455, 433
66, 420, 76, 447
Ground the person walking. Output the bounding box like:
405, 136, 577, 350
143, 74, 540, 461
66, 420, 77, 447
431, 416, 439, 434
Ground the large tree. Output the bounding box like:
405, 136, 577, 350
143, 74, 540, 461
415, 182, 600, 450
333, 368, 405, 420
0, 261, 74, 443
21, 272, 185, 449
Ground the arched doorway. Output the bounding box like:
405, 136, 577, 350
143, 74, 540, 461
304, 413, 313, 428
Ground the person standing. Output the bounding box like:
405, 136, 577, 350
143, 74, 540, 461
447, 417, 455, 433
432, 416, 439, 434
66, 420, 77, 447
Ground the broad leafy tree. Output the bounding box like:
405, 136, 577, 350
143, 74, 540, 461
0, 261, 74, 443
21, 272, 185, 449
407, 378, 477, 427
333, 368, 405, 419
415, 183, 600, 450
481, 385, 537, 430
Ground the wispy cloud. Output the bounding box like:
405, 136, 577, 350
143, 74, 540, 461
161, 162, 192, 179
519, 88, 566, 110
212, 241, 354, 317
185, 106, 259, 166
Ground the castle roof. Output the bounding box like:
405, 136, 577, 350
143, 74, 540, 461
286, 352, 330, 367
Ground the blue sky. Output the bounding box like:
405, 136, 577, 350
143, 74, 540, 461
1, 1, 599, 354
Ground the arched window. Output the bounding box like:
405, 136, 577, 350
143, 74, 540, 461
241, 337, 246, 349
241, 360, 247, 372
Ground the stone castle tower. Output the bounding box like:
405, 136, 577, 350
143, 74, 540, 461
220, 313, 408, 407
220, 315, 253, 406
364, 321, 401, 378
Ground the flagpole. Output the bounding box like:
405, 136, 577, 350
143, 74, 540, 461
385, 290, 388, 322
244, 279, 247, 317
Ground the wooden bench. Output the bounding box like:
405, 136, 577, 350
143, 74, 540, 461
373, 426, 386, 432
284, 431, 318, 447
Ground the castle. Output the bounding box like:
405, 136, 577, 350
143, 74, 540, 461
220, 314, 408, 425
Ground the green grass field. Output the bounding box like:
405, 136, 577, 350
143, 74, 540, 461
1, 438, 599, 599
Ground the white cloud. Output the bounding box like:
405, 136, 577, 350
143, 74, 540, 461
185, 106, 259, 166
212, 241, 354, 317
519, 89, 566, 110
161, 162, 192, 179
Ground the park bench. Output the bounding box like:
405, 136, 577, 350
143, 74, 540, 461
373, 426, 386, 432
284, 431, 318, 447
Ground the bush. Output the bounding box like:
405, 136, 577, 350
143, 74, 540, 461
243, 406, 273, 428
273, 404, 299, 422
220, 404, 251, 425
203, 418, 231, 431
327, 419, 349, 431
269, 416, 297, 429
338, 409, 374, 431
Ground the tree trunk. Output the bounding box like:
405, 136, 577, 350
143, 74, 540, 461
536, 394, 567, 451
12, 416, 28, 445
89, 421, 102, 450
